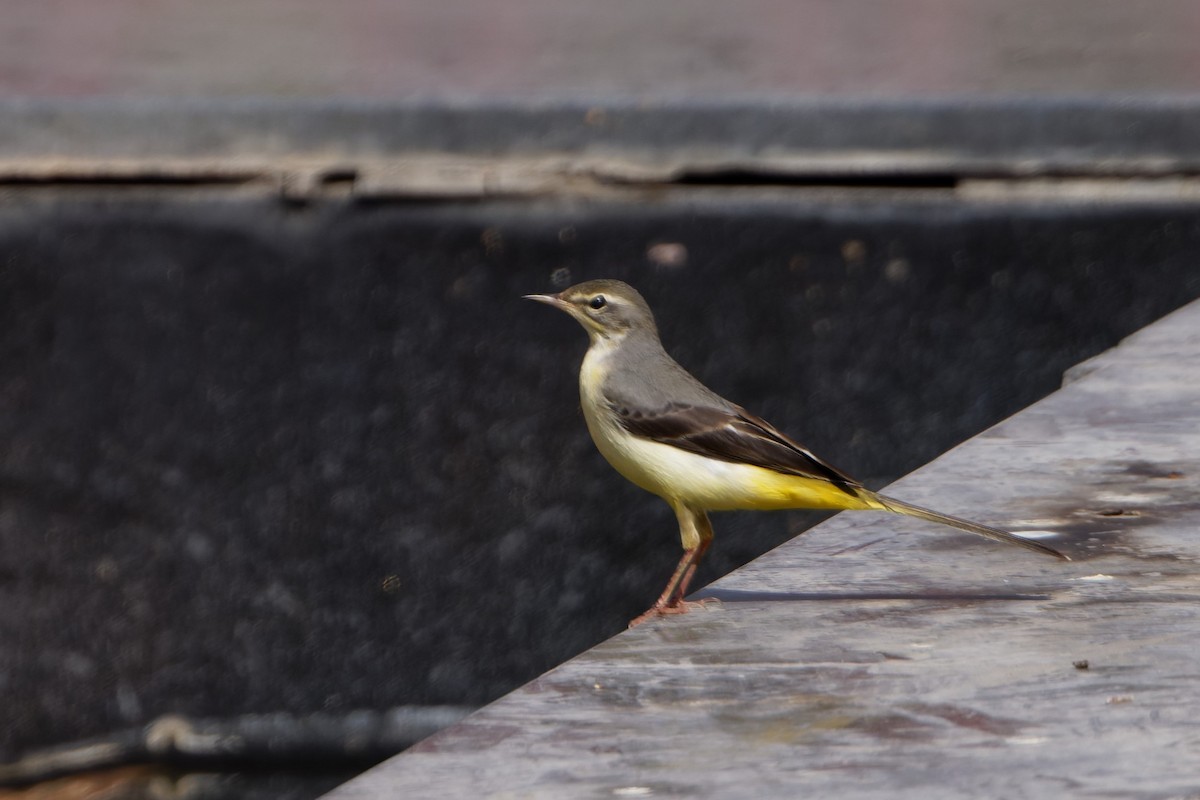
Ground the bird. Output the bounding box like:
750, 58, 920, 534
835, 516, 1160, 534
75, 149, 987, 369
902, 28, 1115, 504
525, 279, 1067, 626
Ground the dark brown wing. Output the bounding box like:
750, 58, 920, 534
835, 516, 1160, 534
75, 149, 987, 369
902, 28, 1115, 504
611, 401, 862, 494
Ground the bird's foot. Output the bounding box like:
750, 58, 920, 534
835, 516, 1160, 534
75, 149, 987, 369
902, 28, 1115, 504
628, 597, 720, 628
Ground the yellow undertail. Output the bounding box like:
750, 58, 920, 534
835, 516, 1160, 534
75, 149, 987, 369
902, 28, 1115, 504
735, 471, 1067, 560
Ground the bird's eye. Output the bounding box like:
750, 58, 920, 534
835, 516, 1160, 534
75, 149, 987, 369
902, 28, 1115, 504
589, 295, 607, 310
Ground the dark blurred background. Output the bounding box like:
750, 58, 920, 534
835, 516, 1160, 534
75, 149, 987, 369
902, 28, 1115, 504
3, 2, 1200, 798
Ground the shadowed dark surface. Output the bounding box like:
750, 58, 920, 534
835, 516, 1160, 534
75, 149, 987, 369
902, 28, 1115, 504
2, 190, 1200, 758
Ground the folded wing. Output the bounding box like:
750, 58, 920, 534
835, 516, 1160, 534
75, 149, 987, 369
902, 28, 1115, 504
611, 401, 862, 496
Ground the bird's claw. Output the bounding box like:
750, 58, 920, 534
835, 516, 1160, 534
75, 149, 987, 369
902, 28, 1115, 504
628, 597, 720, 628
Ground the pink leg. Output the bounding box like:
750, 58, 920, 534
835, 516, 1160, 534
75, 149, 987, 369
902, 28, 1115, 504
629, 508, 715, 627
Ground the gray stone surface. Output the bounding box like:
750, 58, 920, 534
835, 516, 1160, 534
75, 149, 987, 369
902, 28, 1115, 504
324, 298, 1200, 798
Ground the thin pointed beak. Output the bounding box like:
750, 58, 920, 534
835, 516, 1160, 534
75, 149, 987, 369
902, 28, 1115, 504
523, 293, 571, 311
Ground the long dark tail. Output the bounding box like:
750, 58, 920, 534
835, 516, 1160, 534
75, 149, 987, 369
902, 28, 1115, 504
871, 493, 1069, 560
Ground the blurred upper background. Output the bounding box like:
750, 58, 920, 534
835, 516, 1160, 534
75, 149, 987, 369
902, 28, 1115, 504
4, 0, 1200, 101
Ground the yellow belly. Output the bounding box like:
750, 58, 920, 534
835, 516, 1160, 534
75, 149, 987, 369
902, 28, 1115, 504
580, 393, 869, 513
603, 431, 866, 510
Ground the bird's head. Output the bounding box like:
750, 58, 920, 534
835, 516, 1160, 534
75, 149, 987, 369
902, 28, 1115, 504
525, 279, 658, 342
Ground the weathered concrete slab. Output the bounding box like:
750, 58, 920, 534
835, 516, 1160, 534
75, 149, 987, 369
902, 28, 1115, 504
325, 299, 1200, 798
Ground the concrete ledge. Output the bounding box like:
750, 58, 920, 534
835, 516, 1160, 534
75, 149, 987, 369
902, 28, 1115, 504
5, 99, 1200, 175
325, 297, 1200, 798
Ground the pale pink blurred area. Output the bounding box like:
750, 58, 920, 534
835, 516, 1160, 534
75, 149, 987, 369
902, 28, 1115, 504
4, 0, 1200, 100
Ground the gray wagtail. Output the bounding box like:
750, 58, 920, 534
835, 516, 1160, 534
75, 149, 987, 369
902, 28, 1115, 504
526, 279, 1067, 626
